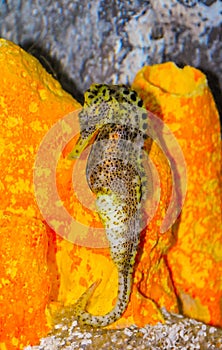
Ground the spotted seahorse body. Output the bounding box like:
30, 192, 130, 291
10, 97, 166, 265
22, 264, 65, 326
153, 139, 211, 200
68, 84, 148, 327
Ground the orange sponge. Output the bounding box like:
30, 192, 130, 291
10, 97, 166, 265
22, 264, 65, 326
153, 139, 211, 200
0, 39, 80, 349
132, 62, 222, 327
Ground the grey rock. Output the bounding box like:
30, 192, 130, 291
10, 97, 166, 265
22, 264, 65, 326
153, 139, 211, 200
0, 0, 221, 120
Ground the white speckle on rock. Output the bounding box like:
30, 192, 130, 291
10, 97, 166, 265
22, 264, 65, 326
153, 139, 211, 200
123, 328, 133, 337
209, 326, 217, 334
80, 338, 92, 346
201, 324, 207, 331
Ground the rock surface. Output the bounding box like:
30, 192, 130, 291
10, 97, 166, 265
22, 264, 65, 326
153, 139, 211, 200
25, 309, 222, 350
0, 0, 221, 119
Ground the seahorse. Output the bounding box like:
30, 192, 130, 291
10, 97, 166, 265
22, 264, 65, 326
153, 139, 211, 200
67, 84, 148, 327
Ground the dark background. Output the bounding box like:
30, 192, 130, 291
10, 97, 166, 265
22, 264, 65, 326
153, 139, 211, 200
0, 0, 221, 120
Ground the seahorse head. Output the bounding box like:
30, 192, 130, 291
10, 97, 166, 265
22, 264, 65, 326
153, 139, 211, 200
79, 84, 148, 137
68, 84, 148, 160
